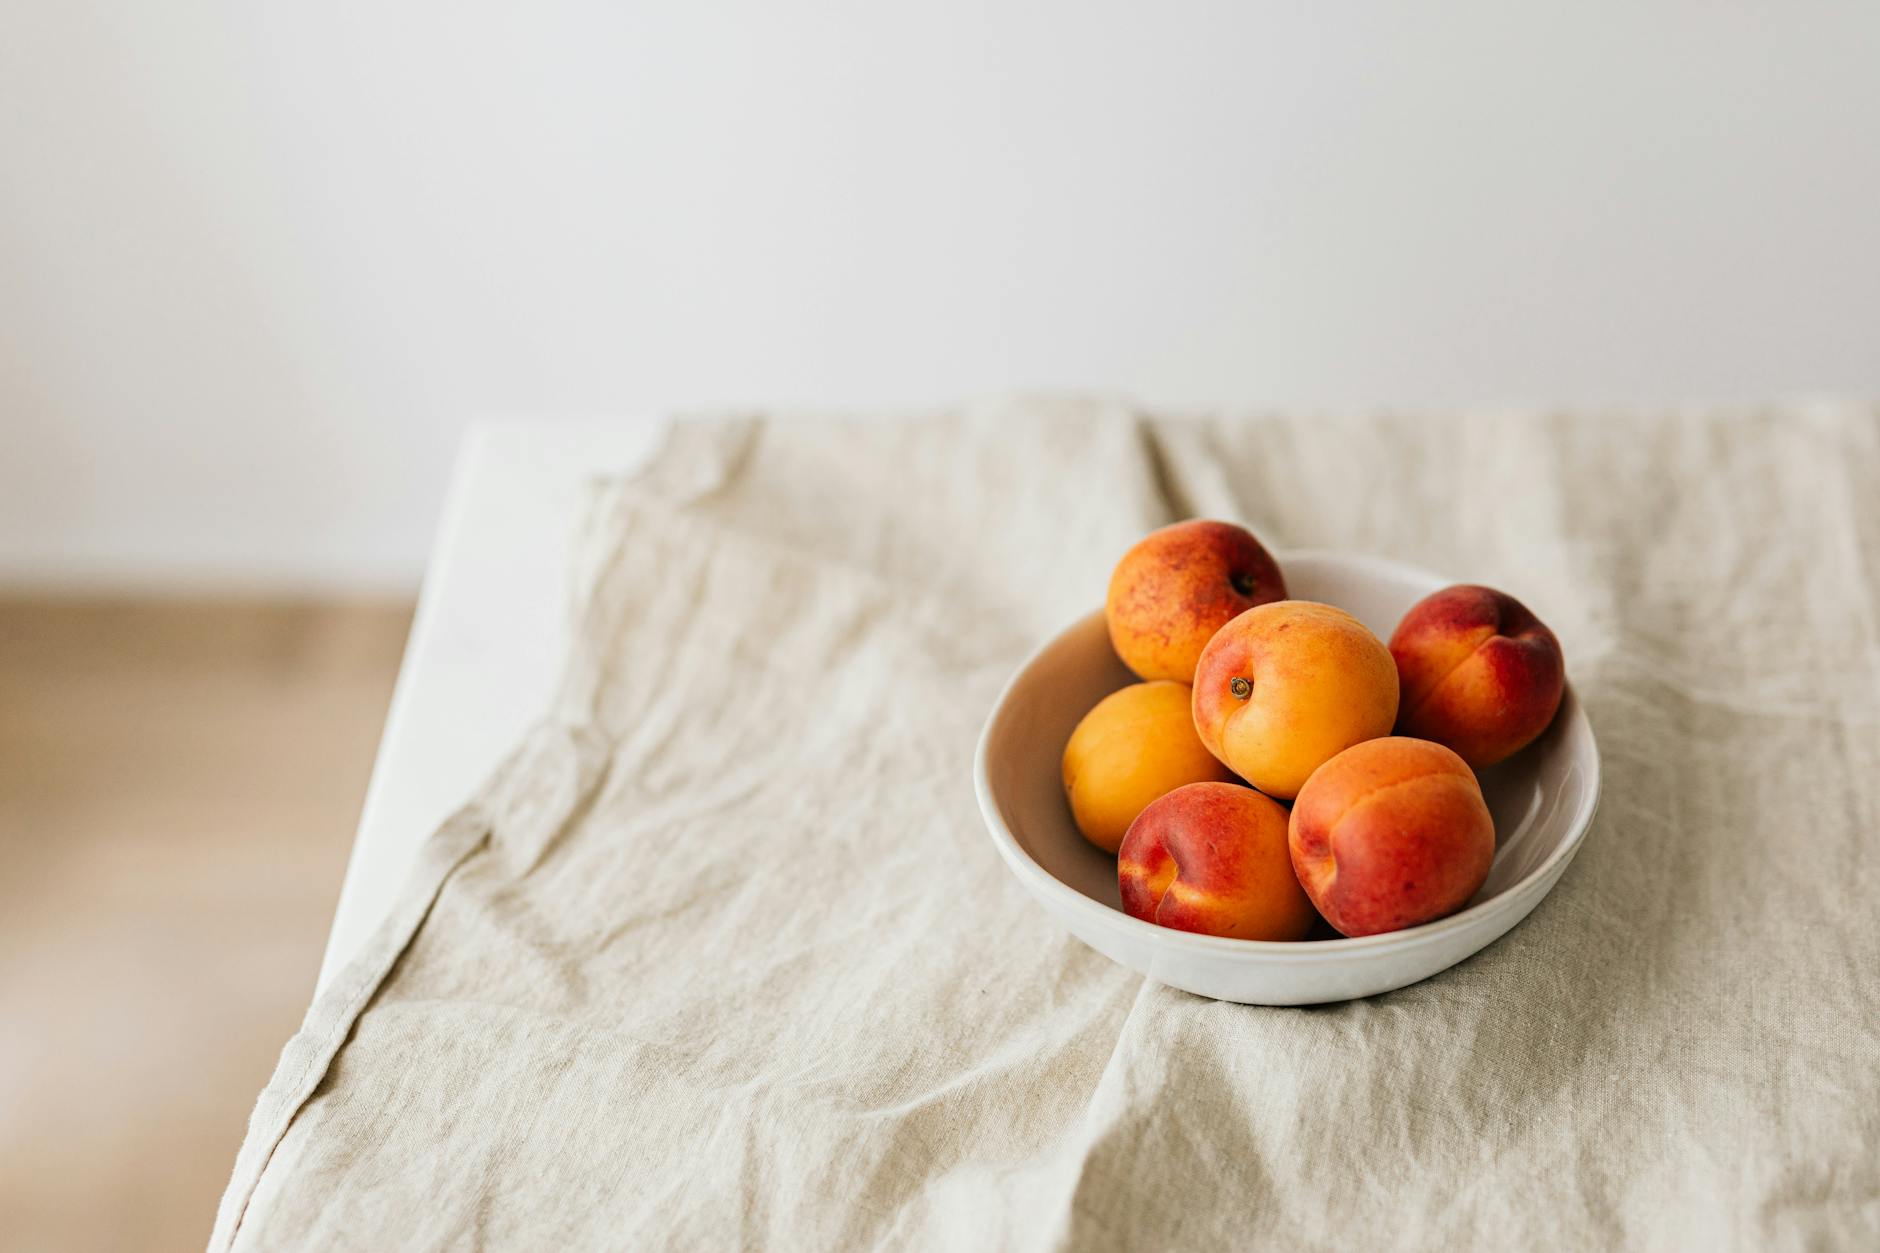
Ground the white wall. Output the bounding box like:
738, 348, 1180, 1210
3, 2, 1877, 590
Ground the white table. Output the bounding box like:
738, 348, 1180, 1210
315, 420, 667, 992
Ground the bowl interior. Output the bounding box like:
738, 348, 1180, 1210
980, 552, 1597, 933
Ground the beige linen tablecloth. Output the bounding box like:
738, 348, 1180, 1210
212, 400, 1879, 1251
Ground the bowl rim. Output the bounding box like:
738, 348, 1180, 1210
972, 548, 1602, 959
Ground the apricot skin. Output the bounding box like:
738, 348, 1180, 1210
1105, 520, 1286, 683
1191, 600, 1399, 800
1288, 737, 1494, 938
1119, 782, 1318, 941
1062, 681, 1237, 854
1390, 584, 1565, 768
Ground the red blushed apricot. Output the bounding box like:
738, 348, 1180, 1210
1288, 737, 1494, 937
1105, 520, 1287, 682
1390, 584, 1565, 768
1118, 782, 1317, 941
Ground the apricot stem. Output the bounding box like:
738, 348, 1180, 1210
1230, 571, 1257, 597
1229, 676, 1252, 700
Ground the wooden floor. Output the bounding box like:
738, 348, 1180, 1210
0, 597, 414, 1253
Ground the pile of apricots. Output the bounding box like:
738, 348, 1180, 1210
1062, 520, 1565, 940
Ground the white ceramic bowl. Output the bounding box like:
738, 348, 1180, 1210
974, 551, 1600, 1005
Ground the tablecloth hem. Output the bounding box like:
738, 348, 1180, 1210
206, 810, 494, 1252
